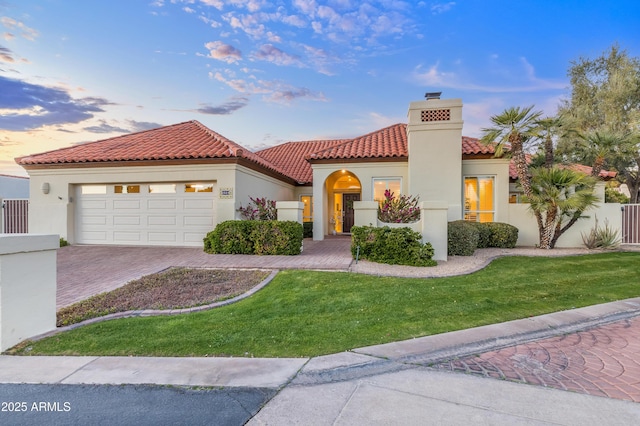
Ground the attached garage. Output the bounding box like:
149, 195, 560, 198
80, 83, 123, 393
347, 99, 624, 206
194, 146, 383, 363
75, 182, 216, 246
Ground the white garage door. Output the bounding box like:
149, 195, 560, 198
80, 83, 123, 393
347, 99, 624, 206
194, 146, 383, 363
75, 182, 217, 246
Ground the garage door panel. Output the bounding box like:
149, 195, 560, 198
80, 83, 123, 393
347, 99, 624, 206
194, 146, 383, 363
80, 231, 108, 241
114, 232, 142, 242
82, 216, 107, 225
148, 232, 177, 242
114, 200, 141, 209
184, 216, 214, 226
81, 200, 107, 209
184, 199, 214, 209
148, 199, 177, 210
148, 216, 176, 226
184, 232, 208, 243
114, 215, 141, 225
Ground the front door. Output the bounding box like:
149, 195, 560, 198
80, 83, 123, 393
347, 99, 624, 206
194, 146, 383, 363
342, 193, 360, 233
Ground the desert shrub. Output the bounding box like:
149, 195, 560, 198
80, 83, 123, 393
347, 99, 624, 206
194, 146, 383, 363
485, 222, 519, 248
351, 225, 436, 267
204, 220, 303, 255
377, 190, 421, 223
448, 220, 479, 256
582, 217, 621, 250
59, 237, 69, 247
303, 222, 313, 238
468, 222, 492, 248
237, 197, 277, 220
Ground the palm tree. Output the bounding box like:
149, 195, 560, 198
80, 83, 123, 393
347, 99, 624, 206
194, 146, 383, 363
535, 116, 568, 169
526, 167, 598, 249
578, 130, 635, 177
481, 106, 543, 198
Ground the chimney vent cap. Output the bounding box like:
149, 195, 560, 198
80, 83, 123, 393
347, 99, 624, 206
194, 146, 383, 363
425, 92, 442, 100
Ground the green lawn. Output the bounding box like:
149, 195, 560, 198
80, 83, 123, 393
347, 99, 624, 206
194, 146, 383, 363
14, 252, 640, 358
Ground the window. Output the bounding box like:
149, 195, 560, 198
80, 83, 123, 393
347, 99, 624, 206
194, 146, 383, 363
464, 176, 495, 222
185, 183, 214, 193
149, 184, 176, 194
373, 178, 401, 203
114, 185, 140, 194
81, 185, 107, 195
301, 195, 313, 222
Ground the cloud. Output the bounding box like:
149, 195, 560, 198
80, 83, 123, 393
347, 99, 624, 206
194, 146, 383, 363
82, 119, 163, 134
412, 60, 566, 93
0, 45, 15, 62
0, 76, 110, 131
431, 2, 456, 14
211, 71, 325, 104
195, 96, 249, 115
253, 44, 303, 67
0, 17, 39, 41
205, 41, 242, 63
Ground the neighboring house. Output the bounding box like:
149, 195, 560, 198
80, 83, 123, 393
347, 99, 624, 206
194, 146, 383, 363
0, 174, 29, 199
15, 97, 621, 259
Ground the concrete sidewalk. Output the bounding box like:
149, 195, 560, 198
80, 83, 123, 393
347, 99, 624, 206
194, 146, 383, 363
3, 297, 640, 424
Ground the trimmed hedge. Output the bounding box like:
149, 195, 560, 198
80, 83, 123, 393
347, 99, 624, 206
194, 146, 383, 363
204, 220, 303, 255
448, 220, 479, 256
448, 221, 519, 256
351, 225, 437, 267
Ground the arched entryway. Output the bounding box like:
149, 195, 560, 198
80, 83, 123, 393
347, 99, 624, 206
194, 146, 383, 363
325, 170, 362, 234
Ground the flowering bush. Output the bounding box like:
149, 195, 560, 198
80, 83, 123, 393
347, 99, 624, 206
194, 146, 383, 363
237, 197, 277, 220
377, 190, 420, 223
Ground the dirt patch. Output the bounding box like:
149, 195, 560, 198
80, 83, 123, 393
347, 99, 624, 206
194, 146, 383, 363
57, 268, 271, 327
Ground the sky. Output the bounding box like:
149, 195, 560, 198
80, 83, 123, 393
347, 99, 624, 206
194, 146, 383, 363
1, 0, 639, 177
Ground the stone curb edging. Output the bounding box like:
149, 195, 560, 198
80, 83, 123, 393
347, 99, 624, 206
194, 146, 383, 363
27, 269, 279, 343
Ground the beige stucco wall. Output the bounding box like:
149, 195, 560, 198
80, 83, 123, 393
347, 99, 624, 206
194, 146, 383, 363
462, 158, 511, 223
407, 98, 463, 221
311, 161, 408, 239
0, 234, 58, 351
508, 194, 622, 248
25, 163, 294, 244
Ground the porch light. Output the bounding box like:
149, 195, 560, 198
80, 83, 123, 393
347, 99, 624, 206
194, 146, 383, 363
41, 182, 50, 194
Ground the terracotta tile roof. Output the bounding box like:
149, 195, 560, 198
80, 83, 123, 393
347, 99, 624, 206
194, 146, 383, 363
462, 136, 496, 155
256, 139, 346, 184
508, 156, 616, 180
307, 123, 408, 161
16, 120, 287, 178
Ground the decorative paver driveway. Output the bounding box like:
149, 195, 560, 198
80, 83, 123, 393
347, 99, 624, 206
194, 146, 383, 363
434, 316, 640, 403
57, 237, 353, 308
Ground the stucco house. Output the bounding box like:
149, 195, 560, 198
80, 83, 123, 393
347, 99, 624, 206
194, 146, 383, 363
0, 174, 29, 199
16, 97, 621, 260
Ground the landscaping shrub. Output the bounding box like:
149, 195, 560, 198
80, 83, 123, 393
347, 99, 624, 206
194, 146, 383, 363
582, 217, 621, 250
351, 225, 436, 267
447, 220, 479, 256
303, 222, 313, 238
204, 220, 303, 255
378, 190, 420, 223
468, 222, 492, 248
204, 220, 253, 254
237, 197, 277, 220
485, 222, 519, 248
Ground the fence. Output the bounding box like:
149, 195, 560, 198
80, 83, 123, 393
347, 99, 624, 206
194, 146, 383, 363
622, 204, 640, 244
2, 199, 29, 233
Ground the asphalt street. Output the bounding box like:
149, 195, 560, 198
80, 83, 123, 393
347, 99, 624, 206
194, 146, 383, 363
0, 384, 275, 426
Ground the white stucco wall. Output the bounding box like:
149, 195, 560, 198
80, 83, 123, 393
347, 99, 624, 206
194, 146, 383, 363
0, 175, 30, 199
311, 161, 408, 239
25, 163, 293, 244
508, 201, 622, 248
0, 234, 58, 352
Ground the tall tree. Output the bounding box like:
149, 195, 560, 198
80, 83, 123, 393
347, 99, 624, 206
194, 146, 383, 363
557, 44, 640, 201
481, 105, 542, 198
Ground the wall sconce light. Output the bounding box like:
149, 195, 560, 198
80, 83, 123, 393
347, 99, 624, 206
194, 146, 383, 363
41, 182, 50, 194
